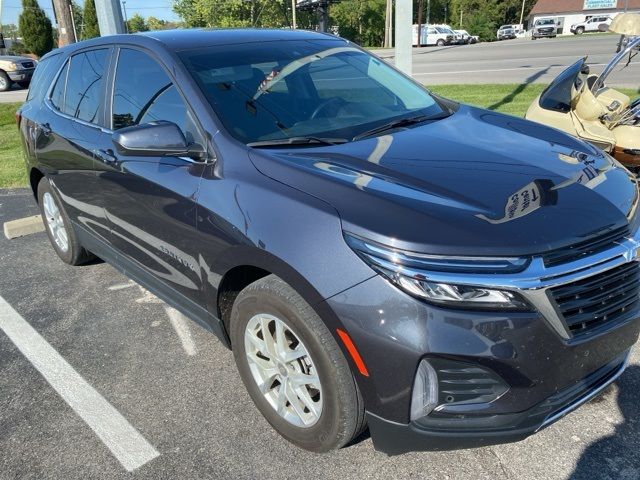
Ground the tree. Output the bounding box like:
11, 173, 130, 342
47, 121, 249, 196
71, 1, 84, 39
127, 13, 149, 32
82, 0, 100, 39
18, 0, 53, 57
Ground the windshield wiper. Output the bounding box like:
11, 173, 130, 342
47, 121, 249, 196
353, 113, 450, 141
247, 136, 349, 148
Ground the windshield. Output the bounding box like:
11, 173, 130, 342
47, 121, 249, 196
539, 58, 585, 113
537, 20, 554, 26
178, 39, 448, 145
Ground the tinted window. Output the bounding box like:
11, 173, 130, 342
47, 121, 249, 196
63, 49, 109, 124
50, 61, 69, 111
180, 40, 446, 144
27, 54, 62, 102
112, 49, 197, 141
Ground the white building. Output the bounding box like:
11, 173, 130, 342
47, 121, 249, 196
528, 0, 640, 35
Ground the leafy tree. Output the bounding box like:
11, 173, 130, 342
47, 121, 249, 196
82, 0, 100, 39
127, 13, 149, 32
331, 0, 387, 47
18, 0, 53, 57
71, 1, 84, 39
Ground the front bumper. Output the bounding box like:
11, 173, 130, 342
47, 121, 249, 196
533, 30, 555, 38
366, 351, 629, 454
7, 68, 34, 82
325, 227, 640, 453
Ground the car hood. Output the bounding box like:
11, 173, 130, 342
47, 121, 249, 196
248, 105, 639, 257
0, 55, 34, 63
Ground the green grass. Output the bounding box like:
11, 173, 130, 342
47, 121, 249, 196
0, 82, 638, 188
429, 83, 638, 117
0, 102, 26, 189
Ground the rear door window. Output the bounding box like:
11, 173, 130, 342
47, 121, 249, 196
49, 49, 109, 125
63, 49, 109, 124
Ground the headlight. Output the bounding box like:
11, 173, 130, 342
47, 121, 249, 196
345, 233, 532, 311
8, 62, 19, 70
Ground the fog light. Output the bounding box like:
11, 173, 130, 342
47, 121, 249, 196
410, 359, 439, 421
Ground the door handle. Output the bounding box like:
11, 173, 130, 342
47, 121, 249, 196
95, 149, 117, 164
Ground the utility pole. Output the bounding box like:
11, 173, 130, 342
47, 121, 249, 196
291, 0, 297, 29
426, 0, 430, 25
69, 3, 78, 40
95, 0, 126, 35
394, 0, 411, 75
122, 0, 128, 33
416, 0, 424, 47
0, 0, 5, 55
459, 9, 462, 28
519, 0, 525, 26
317, 0, 328, 32
52, 0, 77, 45
384, 0, 392, 48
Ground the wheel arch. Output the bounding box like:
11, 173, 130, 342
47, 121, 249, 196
29, 167, 45, 203
214, 246, 344, 344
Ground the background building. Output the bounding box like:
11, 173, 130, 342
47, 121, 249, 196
528, 0, 640, 35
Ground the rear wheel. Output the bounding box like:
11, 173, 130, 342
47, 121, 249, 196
37, 178, 94, 265
436, 39, 445, 46
0, 71, 11, 92
230, 275, 366, 452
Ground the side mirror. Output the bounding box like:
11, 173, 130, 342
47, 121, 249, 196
112, 121, 205, 161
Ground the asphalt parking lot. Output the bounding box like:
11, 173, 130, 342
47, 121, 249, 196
1, 187, 640, 480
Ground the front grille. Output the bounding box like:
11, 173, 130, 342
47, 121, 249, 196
551, 262, 640, 336
543, 226, 630, 267
21, 61, 34, 68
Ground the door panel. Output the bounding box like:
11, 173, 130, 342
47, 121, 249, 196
35, 49, 112, 240
96, 47, 207, 306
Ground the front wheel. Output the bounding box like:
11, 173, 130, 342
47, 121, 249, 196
576, 27, 584, 34
37, 178, 94, 265
0, 71, 11, 92
230, 275, 366, 452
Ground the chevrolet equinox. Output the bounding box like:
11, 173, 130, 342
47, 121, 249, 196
17, 29, 640, 454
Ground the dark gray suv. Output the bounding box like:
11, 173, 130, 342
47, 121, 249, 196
17, 29, 640, 454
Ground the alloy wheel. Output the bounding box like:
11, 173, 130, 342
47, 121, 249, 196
244, 313, 323, 427
42, 192, 69, 252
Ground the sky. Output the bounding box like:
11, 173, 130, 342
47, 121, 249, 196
1, 0, 180, 26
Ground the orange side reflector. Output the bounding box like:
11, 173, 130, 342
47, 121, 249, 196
336, 328, 369, 377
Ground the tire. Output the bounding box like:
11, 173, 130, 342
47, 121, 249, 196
436, 39, 445, 46
230, 275, 366, 452
576, 27, 584, 34
0, 71, 10, 92
37, 177, 94, 266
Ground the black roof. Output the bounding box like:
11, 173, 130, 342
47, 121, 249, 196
43, 28, 344, 60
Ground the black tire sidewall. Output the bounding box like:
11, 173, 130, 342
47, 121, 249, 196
230, 279, 357, 452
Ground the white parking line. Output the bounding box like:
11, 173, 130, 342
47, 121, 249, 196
0, 295, 160, 472
165, 307, 197, 356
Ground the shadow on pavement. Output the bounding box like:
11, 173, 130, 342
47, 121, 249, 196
569, 364, 640, 480
487, 67, 551, 112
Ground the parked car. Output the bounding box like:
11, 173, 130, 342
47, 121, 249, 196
18, 29, 640, 455
0, 55, 36, 91
531, 18, 558, 39
571, 15, 613, 34
453, 29, 472, 44
497, 25, 517, 40
425, 25, 454, 46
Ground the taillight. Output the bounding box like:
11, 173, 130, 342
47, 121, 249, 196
15, 110, 22, 128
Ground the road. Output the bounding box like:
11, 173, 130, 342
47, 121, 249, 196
376, 35, 638, 87
1, 188, 639, 479
1, 35, 637, 105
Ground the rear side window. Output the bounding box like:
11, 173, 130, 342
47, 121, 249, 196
49, 49, 109, 125
111, 48, 200, 143
50, 61, 69, 111
26, 54, 62, 102
63, 49, 109, 123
